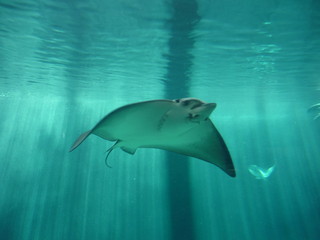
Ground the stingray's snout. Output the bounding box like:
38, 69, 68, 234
202, 103, 216, 112
191, 102, 216, 121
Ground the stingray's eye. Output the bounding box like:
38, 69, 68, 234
174, 99, 180, 103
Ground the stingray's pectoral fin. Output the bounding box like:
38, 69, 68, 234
69, 130, 92, 152
121, 146, 137, 155
158, 111, 170, 131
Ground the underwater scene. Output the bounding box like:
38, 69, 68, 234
0, 0, 319, 239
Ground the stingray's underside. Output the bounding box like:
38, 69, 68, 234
70, 99, 236, 177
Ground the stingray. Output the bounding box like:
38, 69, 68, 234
69, 98, 236, 177
308, 103, 320, 120
248, 164, 275, 179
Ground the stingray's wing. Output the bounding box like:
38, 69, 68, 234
147, 120, 236, 177
308, 103, 320, 112
248, 165, 262, 178
69, 100, 175, 152
92, 100, 175, 140
265, 165, 275, 177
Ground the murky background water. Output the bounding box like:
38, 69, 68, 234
1, 0, 320, 239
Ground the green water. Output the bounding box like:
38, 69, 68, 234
0, 0, 320, 239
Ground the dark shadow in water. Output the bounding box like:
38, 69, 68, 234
0, 209, 17, 240
164, 0, 200, 239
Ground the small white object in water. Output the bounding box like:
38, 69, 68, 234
248, 164, 275, 179
308, 103, 320, 120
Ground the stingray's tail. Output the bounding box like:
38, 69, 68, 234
69, 130, 92, 152
105, 140, 120, 167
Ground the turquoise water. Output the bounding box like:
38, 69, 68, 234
1, 0, 320, 239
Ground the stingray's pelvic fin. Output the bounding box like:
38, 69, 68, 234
121, 146, 137, 155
